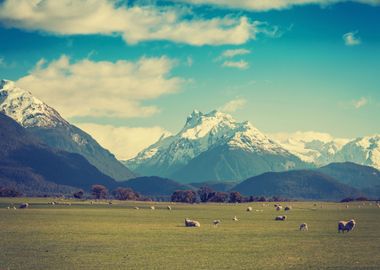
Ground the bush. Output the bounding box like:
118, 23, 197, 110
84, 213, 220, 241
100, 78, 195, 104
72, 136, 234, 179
208, 192, 229, 203
91, 185, 108, 199
229, 191, 243, 203
356, 196, 369, 201
73, 190, 84, 199
0, 187, 21, 197
341, 197, 354, 203
171, 190, 196, 203
113, 187, 140, 201
197, 186, 215, 203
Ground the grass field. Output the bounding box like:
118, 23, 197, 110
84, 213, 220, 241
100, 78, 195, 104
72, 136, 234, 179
1, 198, 379, 270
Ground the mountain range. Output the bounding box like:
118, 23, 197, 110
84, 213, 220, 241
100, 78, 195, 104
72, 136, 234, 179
0, 79, 134, 181
127, 110, 380, 183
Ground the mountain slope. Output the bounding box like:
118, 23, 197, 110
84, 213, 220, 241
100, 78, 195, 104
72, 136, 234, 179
233, 170, 361, 200
317, 162, 380, 197
0, 79, 134, 181
127, 110, 310, 182
0, 112, 117, 194
334, 136, 380, 170
122, 176, 193, 197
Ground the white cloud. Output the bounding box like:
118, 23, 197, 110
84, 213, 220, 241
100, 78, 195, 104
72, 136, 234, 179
77, 123, 170, 160
343, 31, 361, 46
16, 55, 183, 118
219, 98, 247, 112
0, 0, 273, 46
222, 60, 249, 69
222, 48, 250, 58
172, 0, 380, 11
353, 97, 368, 108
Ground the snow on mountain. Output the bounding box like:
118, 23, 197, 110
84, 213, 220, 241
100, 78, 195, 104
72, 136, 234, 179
269, 131, 349, 165
334, 135, 380, 170
0, 79, 68, 128
0, 79, 134, 181
127, 110, 298, 177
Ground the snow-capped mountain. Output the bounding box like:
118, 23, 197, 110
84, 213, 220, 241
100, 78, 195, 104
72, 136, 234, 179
334, 135, 380, 169
0, 79, 134, 181
0, 79, 67, 128
127, 110, 309, 182
269, 131, 349, 165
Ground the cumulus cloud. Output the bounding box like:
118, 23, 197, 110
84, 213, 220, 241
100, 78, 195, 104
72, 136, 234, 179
222, 60, 249, 69
172, 0, 380, 11
353, 97, 368, 108
219, 98, 247, 112
222, 48, 251, 58
343, 31, 361, 46
16, 55, 183, 118
0, 0, 274, 46
77, 123, 170, 160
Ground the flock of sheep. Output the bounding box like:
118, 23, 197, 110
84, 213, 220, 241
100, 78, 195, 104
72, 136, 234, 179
5, 200, 370, 233
184, 203, 357, 233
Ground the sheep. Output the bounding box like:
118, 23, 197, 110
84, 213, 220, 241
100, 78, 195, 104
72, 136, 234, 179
13, 206, 17, 210
213, 220, 221, 227
274, 204, 280, 207
275, 215, 287, 221
246, 207, 253, 212
167, 206, 172, 210
19, 203, 29, 209
338, 219, 356, 233
233, 216, 238, 221
276, 206, 283, 211
6, 206, 10, 210
299, 223, 308, 231
185, 218, 200, 227
345, 205, 349, 209
108, 201, 113, 205
284, 206, 292, 211
90, 201, 94, 205
150, 206, 155, 210
134, 206, 139, 210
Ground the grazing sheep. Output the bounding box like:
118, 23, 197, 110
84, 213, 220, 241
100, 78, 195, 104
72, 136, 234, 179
167, 206, 172, 210
338, 219, 356, 233
275, 215, 287, 221
13, 206, 17, 210
7, 206, 10, 210
284, 206, 292, 211
246, 207, 253, 212
150, 206, 155, 210
345, 205, 349, 209
90, 201, 94, 205
213, 220, 221, 226
377, 204, 380, 208
185, 218, 200, 227
276, 206, 283, 211
299, 223, 308, 231
134, 206, 139, 210
274, 204, 280, 207
19, 203, 29, 209
233, 216, 238, 221
108, 201, 113, 205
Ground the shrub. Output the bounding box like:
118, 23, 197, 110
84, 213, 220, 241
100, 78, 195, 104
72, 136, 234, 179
171, 190, 196, 203
73, 190, 84, 199
91, 185, 108, 199
113, 187, 140, 201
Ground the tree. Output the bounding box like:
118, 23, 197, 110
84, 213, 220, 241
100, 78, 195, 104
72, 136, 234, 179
197, 186, 215, 203
208, 192, 228, 203
91, 184, 108, 199
113, 187, 139, 201
171, 190, 197, 203
0, 186, 21, 197
229, 191, 243, 203
73, 190, 84, 199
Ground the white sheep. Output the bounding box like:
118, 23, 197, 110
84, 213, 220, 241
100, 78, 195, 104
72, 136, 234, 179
276, 206, 283, 211
338, 219, 356, 233
185, 218, 200, 227
19, 203, 29, 209
213, 220, 221, 226
246, 207, 253, 212
150, 206, 155, 210
13, 206, 17, 210
6, 206, 10, 210
167, 206, 172, 210
299, 223, 308, 231
275, 215, 287, 221
134, 206, 139, 210
233, 216, 238, 221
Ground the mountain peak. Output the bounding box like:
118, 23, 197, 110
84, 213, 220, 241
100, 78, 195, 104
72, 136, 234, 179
0, 79, 67, 127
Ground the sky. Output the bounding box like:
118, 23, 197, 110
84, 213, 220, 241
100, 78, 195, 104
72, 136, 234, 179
0, 0, 379, 160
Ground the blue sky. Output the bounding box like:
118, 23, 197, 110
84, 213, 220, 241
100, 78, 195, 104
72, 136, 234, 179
0, 0, 379, 159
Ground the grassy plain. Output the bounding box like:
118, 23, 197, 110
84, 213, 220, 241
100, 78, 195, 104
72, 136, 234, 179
0, 198, 379, 270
